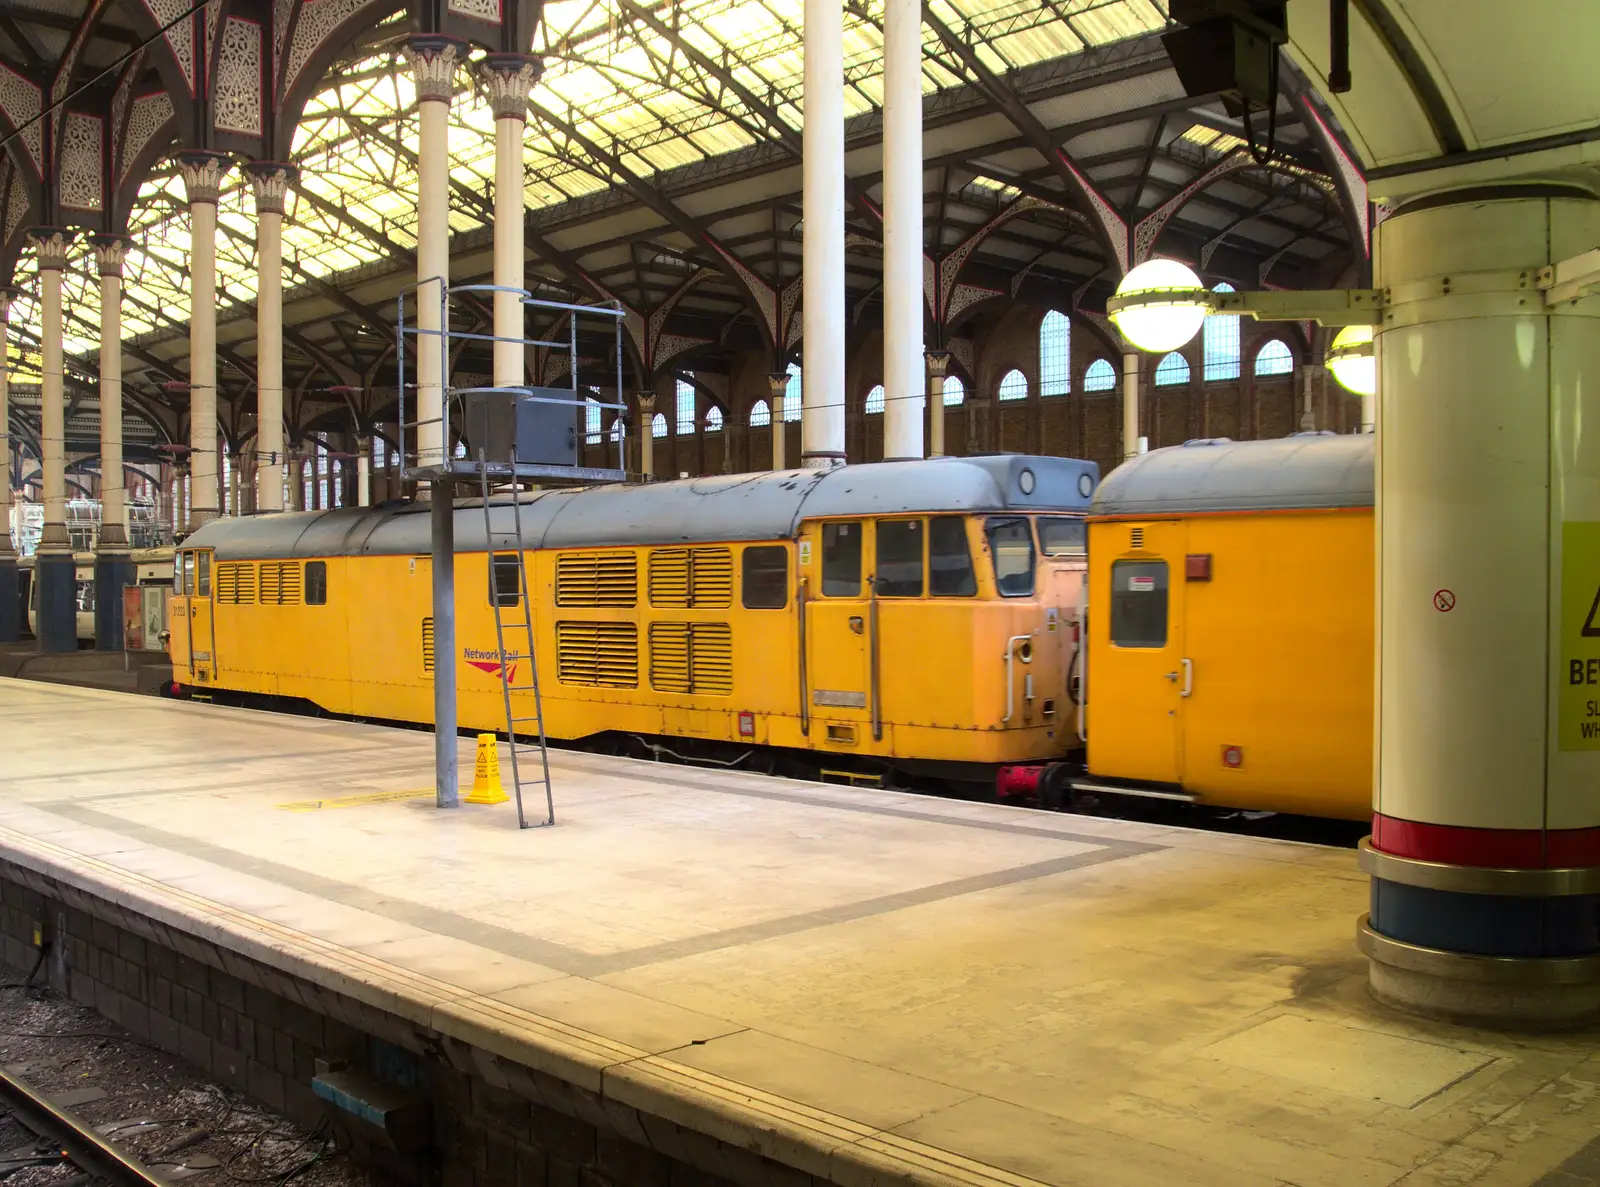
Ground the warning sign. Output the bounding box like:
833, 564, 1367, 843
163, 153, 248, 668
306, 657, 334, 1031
1559, 522, 1600, 751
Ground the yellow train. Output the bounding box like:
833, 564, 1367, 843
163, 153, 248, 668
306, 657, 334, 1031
1076, 433, 1374, 820
167, 436, 1375, 820
168, 456, 1097, 782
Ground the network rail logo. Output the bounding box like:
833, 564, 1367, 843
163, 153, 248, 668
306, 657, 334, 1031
463, 646, 518, 683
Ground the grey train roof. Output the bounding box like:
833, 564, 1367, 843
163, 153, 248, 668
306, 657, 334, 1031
184, 454, 1101, 560
1090, 434, 1374, 517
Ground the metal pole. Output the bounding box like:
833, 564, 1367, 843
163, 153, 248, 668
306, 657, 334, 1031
432, 479, 458, 807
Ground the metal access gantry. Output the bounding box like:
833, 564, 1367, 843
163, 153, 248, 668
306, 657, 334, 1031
394, 281, 631, 828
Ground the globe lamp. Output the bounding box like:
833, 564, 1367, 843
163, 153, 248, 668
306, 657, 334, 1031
1107, 259, 1210, 352
1326, 324, 1376, 397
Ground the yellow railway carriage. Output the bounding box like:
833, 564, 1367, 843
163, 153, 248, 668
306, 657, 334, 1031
1080, 434, 1374, 820
168, 455, 1098, 780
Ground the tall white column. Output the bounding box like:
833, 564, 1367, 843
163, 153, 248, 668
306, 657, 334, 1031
882, 0, 924, 460
246, 163, 295, 512
28, 229, 76, 652
479, 56, 540, 391
1360, 191, 1600, 1027
357, 435, 372, 507
406, 37, 461, 474
0, 289, 13, 557
767, 373, 787, 470
0, 287, 17, 643
638, 394, 656, 477
178, 152, 230, 531
801, 0, 846, 468
90, 235, 130, 552
925, 350, 949, 457
1299, 360, 1319, 432
1121, 350, 1141, 459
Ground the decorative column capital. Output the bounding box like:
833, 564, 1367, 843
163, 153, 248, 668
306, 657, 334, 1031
405, 35, 466, 104
89, 233, 134, 277
477, 53, 541, 120
766, 372, 789, 398
244, 161, 299, 214
638, 393, 656, 414
26, 227, 76, 271
924, 349, 950, 380
176, 150, 233, 204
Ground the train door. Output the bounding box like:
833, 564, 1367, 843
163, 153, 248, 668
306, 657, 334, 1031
188, 549, 217, 683
803, 520, 874, 746
169, 551, 193, 668
1088, 521, 1187, 784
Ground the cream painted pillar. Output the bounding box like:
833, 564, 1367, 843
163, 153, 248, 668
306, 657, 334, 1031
767, 373, 788, 470
881, 0, 923, 461
1299, 360, 1319, 432
926, 350, 950, 457
406, 37, 462, 474
246, 163, 295, 512
801, 0, 846, 468
28, 229, 76, 652
0, 287, 17, 642
177, 152, 230, 531
357, 435, 372, 507
1121, 350, 1141, 459
289, 451, 304, 511
638, 394, 656, 478
90, 235, 135, 648
479, 56, 540, 390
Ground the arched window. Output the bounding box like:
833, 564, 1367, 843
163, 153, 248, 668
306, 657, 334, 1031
704, 405, 724, 433
998, 368, 1028, 401
608, 417, 623, 443
1040, 310, 1071, 396
1083, 358, 1117, 391
1203, 282, 1240, 381
1155, 352, 1191, 386
585, 396, 603, 444
749, 399, 771, 427
1254, 338, 1294, 376
865, 384, 886, 415
676, 375, 696, 435
651, 413, 667, 438
943, 375, 965, 406
782, 361, 802, 422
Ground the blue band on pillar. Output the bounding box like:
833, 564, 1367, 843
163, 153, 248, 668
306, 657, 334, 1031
1370, 878, 1600, 959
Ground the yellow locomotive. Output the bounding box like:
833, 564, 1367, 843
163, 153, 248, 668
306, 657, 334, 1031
1077, 433, 1374, 820
168, 455, 1096, 782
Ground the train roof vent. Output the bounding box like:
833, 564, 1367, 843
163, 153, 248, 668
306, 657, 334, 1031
1130, 526, 1144, 550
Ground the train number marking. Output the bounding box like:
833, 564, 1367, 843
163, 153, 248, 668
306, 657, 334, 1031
1433, 589, 1455, 612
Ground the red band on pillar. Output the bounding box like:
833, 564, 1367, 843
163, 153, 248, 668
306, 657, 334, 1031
1372, 814, 1600, 869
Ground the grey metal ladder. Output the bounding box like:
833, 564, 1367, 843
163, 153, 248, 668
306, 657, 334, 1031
480, 460, 555, 828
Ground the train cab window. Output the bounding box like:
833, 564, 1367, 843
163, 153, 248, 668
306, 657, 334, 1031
181, 552, 195, 595
985, 518, 1035, 597
741, 546, 788, 609
1110, 560, 1169, 648
197, 552, 211, 597
306, 561, 329, 606
930, 517, 976, 597
489, 553, 521, 607
821, 522, 862, 597
1038, 517, 1087, 556
875, 520, 924, 597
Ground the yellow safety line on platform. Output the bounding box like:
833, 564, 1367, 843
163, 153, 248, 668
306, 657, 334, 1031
276, 789, 436, 812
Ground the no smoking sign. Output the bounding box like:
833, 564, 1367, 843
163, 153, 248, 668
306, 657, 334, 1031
1433, 589, 1456, 613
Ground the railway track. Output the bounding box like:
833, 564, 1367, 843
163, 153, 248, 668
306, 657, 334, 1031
0, 1062, 177, 1186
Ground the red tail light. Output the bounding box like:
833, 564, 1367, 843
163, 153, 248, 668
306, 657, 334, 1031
995, 764, 1045, 799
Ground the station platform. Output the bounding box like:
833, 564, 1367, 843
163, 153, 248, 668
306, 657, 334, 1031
1, 678, 1598, 1187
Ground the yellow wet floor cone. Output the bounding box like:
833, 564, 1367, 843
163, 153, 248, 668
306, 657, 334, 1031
465, 733, 509, 805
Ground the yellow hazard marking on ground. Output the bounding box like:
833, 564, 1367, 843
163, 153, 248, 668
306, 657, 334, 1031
1560, 521, 1600, 751
276, 788, 436, 812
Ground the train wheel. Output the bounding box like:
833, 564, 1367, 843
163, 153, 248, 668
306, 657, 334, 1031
1038, 764, 1072, 811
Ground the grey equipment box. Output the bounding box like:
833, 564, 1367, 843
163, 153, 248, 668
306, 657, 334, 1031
459, 387, 579, 467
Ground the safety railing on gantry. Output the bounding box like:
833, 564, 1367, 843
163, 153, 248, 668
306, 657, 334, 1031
393, 282, 631, 829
